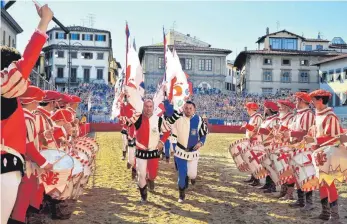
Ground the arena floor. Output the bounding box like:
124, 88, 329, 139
47, 132, 347, 224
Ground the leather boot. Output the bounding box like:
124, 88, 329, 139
316, 198, 330, 220
7, 218, 25, 224
148, 180, 155, 191
122, 151, 126, 160
244, 175, 255, 183
185, 176, 189, 189
131, 168, 136, 180
139, 185, 148, 202
191, 179, 196, 186
326, 200, 341, 224
276, 184, 287, 199
50, 201, 71, 220
264, 182, 276, 193
127, 162, 131, 169
178, 187, 185, 203
250, 178, 260, 186
259, 176, 271, 189
301, 191, 314, 211
289, 189, 305, 208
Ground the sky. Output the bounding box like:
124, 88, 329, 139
7, 0, 347, 67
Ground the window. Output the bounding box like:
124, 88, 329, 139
299, 89, 309, 93
8, 36, 11, 47
205, 59, 212, 71
281, 70, 291, 83
55, 32, 66, 39
71, 68, 77, 82
282, 59, 291, 65
12, 39, 15, 48
262, 88, 273, 95
70, 33, 80, 40
269, 38, 297, 50
97, 53, 104, 60
179, 58, 185, 70
185, 58, 192, 70
228, 69, 231, 76
305, 45, 312, 51
344, 69, 347, 80
95, 34, 106, 41
300, 60, 309, 66
70, 52, 77, 59
97, 69, 103, 80
57, 67, 64, 78
57, 51, 64, 58
264, 58, 272, 65
198, 59, 205, 71
158, 57, 164, 69
82, 52, 93, 59
316, 45, 323, 50
84, 68, 90, 83
263, 69, 272, 82
321, 72, 327, 83
299, 71, 309, 83
280, 88, 291, 95
336, 69, 342, 82
49, 33, 52, 40
82, 34, 93, 41
2, 31, 5, 45
328, 70, 334, 82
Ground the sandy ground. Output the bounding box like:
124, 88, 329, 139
45, 132, 347, 224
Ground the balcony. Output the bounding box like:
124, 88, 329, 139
70, 78, 82, 84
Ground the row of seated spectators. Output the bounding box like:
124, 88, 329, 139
70, 83, 294, 124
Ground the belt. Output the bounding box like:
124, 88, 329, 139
1, 152, 24, 176
135, 149, 160, 159
177, 142, 195, 152
263, 143, 271, 147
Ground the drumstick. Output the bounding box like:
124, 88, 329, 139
52, 152, 69, 166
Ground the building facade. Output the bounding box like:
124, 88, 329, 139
313, 55, 347, 120
0, 8, 23, 48
234, 29, 342, 94
42, 26, 113, 91
138, 31, 232, 90
225, 60, 236, 92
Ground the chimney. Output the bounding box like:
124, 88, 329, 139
187, 34, 190, 37
266, 27, 269, 35
244, 47, 247, 52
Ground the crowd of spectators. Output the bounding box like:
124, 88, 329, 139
70, 83, 296, 124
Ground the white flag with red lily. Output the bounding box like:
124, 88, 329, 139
125, 44, 145, 113
111, 71, 124, 119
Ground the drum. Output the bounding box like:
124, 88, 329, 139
69, 154, 84, 199
241, 142, 268, 179
73, 144, 93, 162
312, 145, 347, 186
271, 144, 294, 182
39, 149, 73, 200
289, 147, 319, 192
75, 137, 99, 153
229, 138, 250, 172
71, 150, 90, 167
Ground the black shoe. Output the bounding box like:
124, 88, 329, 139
122, 151, 126, 160
264, 184, 276, 193
250, 179, 260, 186
191, 179, 196, 186
140, 185, 148, 202
244, 175, 255, 183
178, 187, 185, 202
148, 180, 155, 191
131, 168, 136, 180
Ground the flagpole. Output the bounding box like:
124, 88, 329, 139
124, 21, 129, 104
163, 26, 167, 99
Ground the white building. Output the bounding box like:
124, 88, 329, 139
1, 8, 23, 48
225, 60, 236, 92
42, 26, 113, 91
234, 29, 342, 94
312, 54, 347, 124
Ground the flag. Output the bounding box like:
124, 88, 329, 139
163, 26, 167, 81
125, 22, 130, 38
111, 74, 124, 119
133, 38, 136, 51
87, 95, 92, 112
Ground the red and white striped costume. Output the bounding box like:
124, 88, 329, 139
258, 115, 279, 147
1, 29, 47, 223
35, 107, 66, 149
289, 108, 315, 143
11, 109, 48, 222
245, 112, 263, 141
312, 107, 343, 203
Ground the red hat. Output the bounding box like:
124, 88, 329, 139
277, 100, 295, 109
43, 90, 61, 102
294, 92, 311, 103
60, 94, 73, 104
264, 100, 279, 111
70, 95, 81, 103
245, 102, 259, 110
51, 109, 74, 122
19, 86, 45, 104
309, 89, 332, 98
